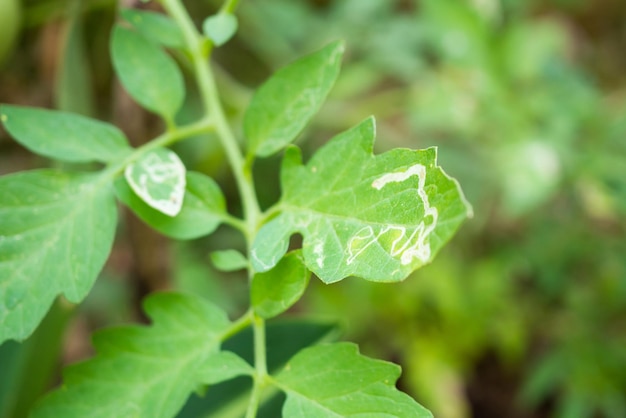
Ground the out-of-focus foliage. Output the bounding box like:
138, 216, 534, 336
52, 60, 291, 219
0, 0, 625, 417
225, 0, 626, 417
0, 0, 21, 67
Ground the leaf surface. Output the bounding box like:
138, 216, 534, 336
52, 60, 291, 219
121, 9, 185, 48
251, 251, 310, 319
0, 170, 117, 343
275, 343, 433, 417
203, 14, 238, 47
251, 117, 472, 283
116, 170, 226, 239
111, 25, 185, 119
0, 106, 131, 163
124, 148, 186, 217
210, 249, 248, 272
244, 41, 344, 157
31, 292, 247, 418
199, 351, 254, 385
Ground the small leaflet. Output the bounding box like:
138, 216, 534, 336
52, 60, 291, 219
124, 148, 186, 217
202, 14, 238, 47
210, 250, 248, 272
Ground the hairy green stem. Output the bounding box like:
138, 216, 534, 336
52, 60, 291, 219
220, 309, 254, 341
161, 0, 260, 234
220, 0, 241, 14
161, 1, 268, 417
98, 117, 214, 182
246, 313, 268, 418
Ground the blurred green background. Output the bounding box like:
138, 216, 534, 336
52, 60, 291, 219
1, 0, 625, 417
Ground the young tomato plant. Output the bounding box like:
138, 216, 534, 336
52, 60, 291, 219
0, 0, 471, 416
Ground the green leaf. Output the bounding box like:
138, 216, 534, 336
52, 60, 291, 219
210, 249, 248, 272
251, 117, 472, 283
116, 170, 226, 239
275, 342, 433, 417
32, 292, 246, 418
124, 147, 186, 217
111, 25, 185, 119
251, 251, 310, 319
244, 41, 344, 157
0, 170, 117, 343
202, 14, 238, 47
0, 105, 131, 163
199, 351, 254, 385
178, 319, 340, 418
121, 9, 185, 48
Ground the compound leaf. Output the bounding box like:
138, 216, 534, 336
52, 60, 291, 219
121, 9, 185, 48
111, 25, 185, 119
244, 41, 344, 157
251, 251, 310, 319
0, 170, 117, 343
31, 292, 247, 418
116, 170, 226, 239
0, 105, 131, 163
251, 117, 472, 283
275, 343, 433, 417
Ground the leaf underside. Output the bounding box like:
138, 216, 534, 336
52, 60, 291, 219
276, 343, 433, 417
0, 170, 117, 343
31, 292, 247, 418
251, 117, 472, 283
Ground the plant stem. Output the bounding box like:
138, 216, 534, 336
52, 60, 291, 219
220, 309, 254, 341
161, 0, 261, 236
162, 2, 269, 417
98, 117, 214, 183
220, 0, 241, 14
246, 313, 268, 418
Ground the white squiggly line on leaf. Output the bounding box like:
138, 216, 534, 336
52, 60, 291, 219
313, 240, 325, 268
125, 150, 186, 217
347, 164, 438, 266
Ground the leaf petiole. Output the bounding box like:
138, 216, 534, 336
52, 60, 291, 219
98, 116, 215, 184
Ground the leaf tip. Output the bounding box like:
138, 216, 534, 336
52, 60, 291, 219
364, 114, 376, 132
348, 116, 377, 153
328, 39, 346, 60
430, 146, 474, 219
